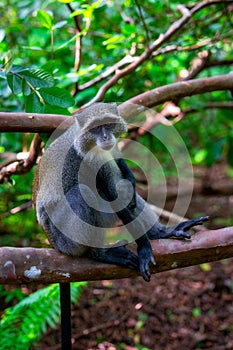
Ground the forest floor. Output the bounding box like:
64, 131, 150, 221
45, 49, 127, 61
37, 164, 233, 350
37, 259, 233, 350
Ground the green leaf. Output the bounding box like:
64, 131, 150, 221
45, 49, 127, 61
0, 70, 6, 80
103, 35, 125, 46
39, 87, 74, 108
37, 10, 53, 30
0, 29, 5, 42
25, 93, 44, 113
6, 73, 22, 94
10, 65, 28, 73
205, 137, 226, 167
193, 149, 207, 164
20, 68, 54, 88
192, 307, 201, 318
6, 74, 13, 92
53, 20, 67, 30
2, 49, 14, 73
58, 0, 74, 3
0, 282, 87, 350
44, 104, 72, 115
200, 263, 211, 272
122, 23, 137, 36
56, 30, 86, 50
71, 9, 84, 16
22, 78, 32, 96
41, 60, 58, 74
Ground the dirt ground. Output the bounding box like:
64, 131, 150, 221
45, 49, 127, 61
37, 259, 233, 350
37, 214, 233, 349
37, 164, 233, 350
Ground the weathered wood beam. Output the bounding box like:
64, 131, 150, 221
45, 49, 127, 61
1, 73, 233, 133
0, 227, 232, 284
0, 113, 73, 133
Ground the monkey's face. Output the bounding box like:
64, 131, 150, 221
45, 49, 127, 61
89, 123, 116, 151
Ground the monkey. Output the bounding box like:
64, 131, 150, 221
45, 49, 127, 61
33, 102, 209, 282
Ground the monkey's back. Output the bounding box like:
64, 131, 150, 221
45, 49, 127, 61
33, 123, 78, 211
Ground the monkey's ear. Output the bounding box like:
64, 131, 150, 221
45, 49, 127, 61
114, 117, 128, 137
107, 102, 118, 114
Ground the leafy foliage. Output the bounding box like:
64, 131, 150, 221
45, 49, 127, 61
0, 282, 87, 350
0, 1, 233, 347
1, 61, 74, 114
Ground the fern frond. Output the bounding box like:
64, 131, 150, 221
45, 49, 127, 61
0, 282, 87, 350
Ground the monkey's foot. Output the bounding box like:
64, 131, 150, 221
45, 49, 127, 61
88, 246, 139, 271
167, 216, 209, 239
137, 241, 156, 282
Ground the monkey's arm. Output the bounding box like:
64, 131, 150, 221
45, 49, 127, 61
97, 176, 155, 281
115, 158, 137, 209
114, 206, 155, 282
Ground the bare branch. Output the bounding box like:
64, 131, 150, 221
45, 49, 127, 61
78, 55, 137, 91
183, 50, 211, 80
119, 72, 233, 118
77, 0, 233, 109
0, 134, 43, 183
0, 73, 232, 133
134, 0, 150, 47
67, 3, 82, 73
183, 102, 233, 115
206, 58, 233, 68
152, 30, 233, 57
0, 227, 232, 284
0, 112, 73, 133
78, 32, 232, 96
0, 201, 32, 219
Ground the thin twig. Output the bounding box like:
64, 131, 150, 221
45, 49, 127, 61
67, 3, 82, 73
134, 0, 150, 47
0, 134, 43, 183
78, 55, 137, 91
76, 0, 233, 110
0, 201, 32, 219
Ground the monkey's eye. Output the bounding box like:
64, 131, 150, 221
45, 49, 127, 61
105, 122, 114, 129
91, 125, 100, 130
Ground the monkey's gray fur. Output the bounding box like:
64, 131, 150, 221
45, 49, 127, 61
33, 102, 208, 281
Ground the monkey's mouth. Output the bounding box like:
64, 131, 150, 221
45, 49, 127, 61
99, 141, 115, 151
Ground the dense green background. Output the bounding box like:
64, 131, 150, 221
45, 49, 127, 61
0, 1, 232, 348
1, 0, 232, 243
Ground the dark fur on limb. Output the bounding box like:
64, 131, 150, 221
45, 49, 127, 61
0, 227, 232, 284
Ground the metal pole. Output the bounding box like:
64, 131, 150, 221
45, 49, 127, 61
60, 282, 72, 350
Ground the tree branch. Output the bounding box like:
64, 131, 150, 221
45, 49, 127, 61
119, 72, 233, 118
135, 0, 150, 47
78, 55, 137, 91
76, 0, 233, 109
0, 227, 232, 284
0, 112, 73, 133
0, 134, 43, 183
67, 4, 82, 73
67, 3, 83, 97
0, 73, 232, 133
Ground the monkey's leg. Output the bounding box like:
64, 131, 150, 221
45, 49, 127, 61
87, 245, 139, 270
66, 184, 140, 271
147, 216, 209, 240
113, 205, 155, 282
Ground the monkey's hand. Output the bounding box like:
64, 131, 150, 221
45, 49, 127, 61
136, 236, 156, 282
166, 216, 209, 239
